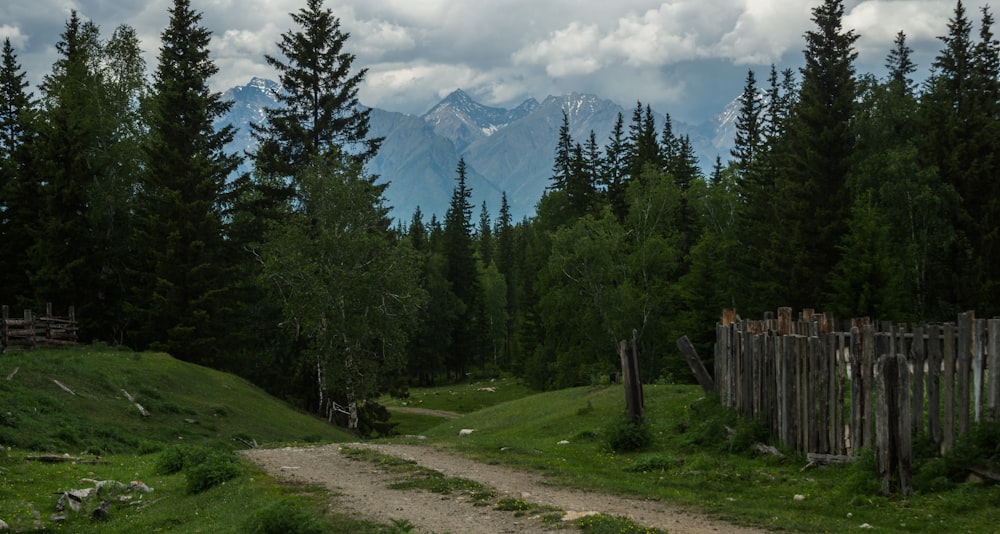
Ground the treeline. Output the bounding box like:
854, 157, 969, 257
2, 0, 998, 432
398, 0, 1000, 390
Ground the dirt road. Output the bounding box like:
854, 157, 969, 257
242, 443, 770, 534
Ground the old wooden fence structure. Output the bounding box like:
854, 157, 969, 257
715, 308, 999, 494
1, 304, 78, 350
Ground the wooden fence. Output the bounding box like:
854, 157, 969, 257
1, 303, 78, 350
715, 308, 999, 460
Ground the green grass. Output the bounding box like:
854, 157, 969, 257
5, 346, 998, 533
0, 345, 352, 452
0, 345, 409, 533
381, 377, 536, 414
389, 383, 1000, 533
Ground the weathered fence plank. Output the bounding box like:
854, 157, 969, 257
943, 322, 956, 453
927, 325, 942, 445
989, 319, 1000, 422
957, 312, 972, 437
711, 309, 992, 462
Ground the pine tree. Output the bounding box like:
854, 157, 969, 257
132, 0, 241, 361
886, 31, 917, 92
0, 38, 36, 307
443, 159, 480, 379
30, 13, 106, 334
730, 69, 764, 194
920, 1, 1000, 312
495, 192, 515, 367
253, 0, 381, 184
772, 0, 858, 309
601, 112, 628, 220
477, 201, 493, 265
625, 102, 661, 181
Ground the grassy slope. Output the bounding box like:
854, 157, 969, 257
0, 346, 373, 533
386, 382, 1000, 534
0, 345, 352, 452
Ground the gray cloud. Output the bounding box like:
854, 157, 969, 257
1, 0, 997, 122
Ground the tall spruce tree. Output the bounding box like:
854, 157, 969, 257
132, 0, 241, 361
30, 13, 117, 338
253, 0, 381, 185
0, 38, 36, 307
601, 112, 628, 220
443, 158, 480, 379
920, 1, 1000, 312
495, 192, 515, 367
771, 0, 858, 309
730, 69, 764, 195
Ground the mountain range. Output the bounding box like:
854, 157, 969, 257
218, 77, 743, 222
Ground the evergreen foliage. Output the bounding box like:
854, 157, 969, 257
9, 0, 1000, 425
0, 38, 36, 308
442, 158, 481, 379
131, 0, 240, 362
253, 0, 381, 182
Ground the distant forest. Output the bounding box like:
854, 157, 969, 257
2, 0, 998, 434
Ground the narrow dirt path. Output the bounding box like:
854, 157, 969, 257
242, 443, 771, 534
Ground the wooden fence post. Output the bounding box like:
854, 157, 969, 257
619, 334, 643, 423
957, 312, 973, 438
988, 319, 1000, 422
942, 322, 956, 453
973, 318, 985, 423
676, 335, 714, 394
926, 325, 942, 446
876, 353, 913, 496
911, 326, 925, 436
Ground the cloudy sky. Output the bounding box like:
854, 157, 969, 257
1, 0, 994, 123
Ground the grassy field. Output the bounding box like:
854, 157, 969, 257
2, 345, 998, 533
383, 381, 1000, 534
0, 345, 408, 533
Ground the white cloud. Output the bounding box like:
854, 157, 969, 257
512, 22, 605, 76
0, 25, 28, 48
5, 0, 1000, 119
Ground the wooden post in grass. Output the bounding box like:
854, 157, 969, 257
676, 335, 714, 394
619, 331, 643, 423
876, 353, 913, 496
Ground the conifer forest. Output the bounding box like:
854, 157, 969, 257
2, 0, 999, 432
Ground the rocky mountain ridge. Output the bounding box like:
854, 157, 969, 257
218, 78, 741, 222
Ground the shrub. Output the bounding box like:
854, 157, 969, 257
244, 499, 326, 534
155, 445, 209, 475
604, 416, 652, 453
184, 450, 243, 494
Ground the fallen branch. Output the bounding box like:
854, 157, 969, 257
6, 367, 18, 380
120, 389, 150, 417
53, 379, 75, 395
25, 454, 107, 464
802, 453, 859, 470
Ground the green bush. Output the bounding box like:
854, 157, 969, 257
604, 416, 652, 452
245, 499, 326, 534
184, 450, 243, 494
155, 444, 209, 475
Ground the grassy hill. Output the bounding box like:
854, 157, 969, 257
0, 345, 352, 452
384, 381, 1000, 533
0, 345, 374, 533
2, 346, 998, 533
